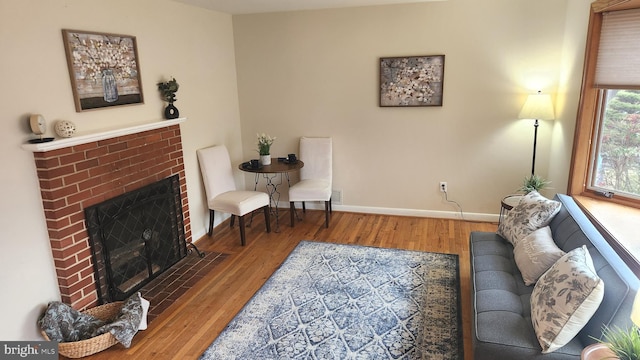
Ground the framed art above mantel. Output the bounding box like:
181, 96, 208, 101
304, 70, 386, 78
62, 29, 144, 112
379, 55, 445, 107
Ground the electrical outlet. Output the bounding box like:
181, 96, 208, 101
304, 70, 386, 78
439, 182, 447, 192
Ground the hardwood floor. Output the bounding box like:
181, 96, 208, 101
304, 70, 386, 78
86, 209, 497, 360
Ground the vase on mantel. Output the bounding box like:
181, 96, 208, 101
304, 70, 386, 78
260, 155, 271, 166
164, 102, 179, 119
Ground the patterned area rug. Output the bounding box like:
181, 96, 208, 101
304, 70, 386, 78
200, 241, 462, 360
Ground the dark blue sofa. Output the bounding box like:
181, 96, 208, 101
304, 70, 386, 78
470, 194, 639, 359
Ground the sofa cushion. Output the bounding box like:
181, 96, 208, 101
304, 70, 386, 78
514, 226, 566, 286
531, 246, 605, 353
497, 191, 561, 246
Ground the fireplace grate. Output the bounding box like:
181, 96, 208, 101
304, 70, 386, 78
85, 174, 187, 303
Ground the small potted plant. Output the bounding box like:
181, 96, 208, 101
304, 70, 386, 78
256, 133, 275, 165
157, 78, 180, 119
598, 325, 640, 360
518, 174, 551, 194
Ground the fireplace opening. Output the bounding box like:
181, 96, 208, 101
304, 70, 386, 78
85, 174, 187, 304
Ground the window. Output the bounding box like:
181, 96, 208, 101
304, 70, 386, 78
569, 2, 640, 209
569, 0, 640, 272
588, 89, 640, 200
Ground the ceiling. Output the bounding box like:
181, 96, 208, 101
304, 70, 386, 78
172, 0, 445, 15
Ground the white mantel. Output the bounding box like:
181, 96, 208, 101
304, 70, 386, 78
21, 118, 186, 153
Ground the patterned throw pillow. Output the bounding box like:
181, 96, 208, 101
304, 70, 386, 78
530, 246, 604, 353
497, 191, 561, 246
514, 226, 566, 286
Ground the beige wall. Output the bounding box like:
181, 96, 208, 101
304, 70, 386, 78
0, 0, 241, 340
548, 0, 591, 196
0, 0, 592, 341
233, 0, 590, 219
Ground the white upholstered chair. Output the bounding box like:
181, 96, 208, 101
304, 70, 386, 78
197, 145, 270, 246
288, 137, 332, 228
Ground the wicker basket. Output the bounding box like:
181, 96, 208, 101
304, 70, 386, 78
41, 301, 123, 359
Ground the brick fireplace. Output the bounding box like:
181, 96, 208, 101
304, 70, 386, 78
24, 119, 191, 310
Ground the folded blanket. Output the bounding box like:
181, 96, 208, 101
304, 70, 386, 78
95, 294, 143, 348
38, 302, 106, 342
39, 293, 144, 348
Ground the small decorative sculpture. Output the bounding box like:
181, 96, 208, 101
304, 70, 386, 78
55, 120, 76, 138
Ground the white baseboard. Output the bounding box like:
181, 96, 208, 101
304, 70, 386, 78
286, 201, 500, 223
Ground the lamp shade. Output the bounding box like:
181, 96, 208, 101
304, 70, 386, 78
631, 290, 640, 327
518, 91, 555, 120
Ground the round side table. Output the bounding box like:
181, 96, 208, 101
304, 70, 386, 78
499, 194, 523, 224
581, 343, 616, 359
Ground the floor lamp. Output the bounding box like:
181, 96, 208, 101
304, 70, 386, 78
518, 91, 555, 175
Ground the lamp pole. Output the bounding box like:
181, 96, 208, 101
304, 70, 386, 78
531, 119, 539, 176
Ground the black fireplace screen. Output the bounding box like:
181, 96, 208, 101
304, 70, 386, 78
85, 174, 187, 303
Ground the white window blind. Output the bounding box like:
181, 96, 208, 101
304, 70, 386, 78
595, 8, 640, 87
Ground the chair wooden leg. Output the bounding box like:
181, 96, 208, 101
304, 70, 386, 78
208, 209, 214, 236
264, 206, 271, 233
324, 201, 330, 228
290, 202, 295, 227
230, 215, 235, 227
238, 215, 246, 246
302, 202, 306, 213
329, 197, 332, 213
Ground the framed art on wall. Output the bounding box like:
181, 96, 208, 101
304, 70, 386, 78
62, 29, 144, 112
379, 55, 445, 107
